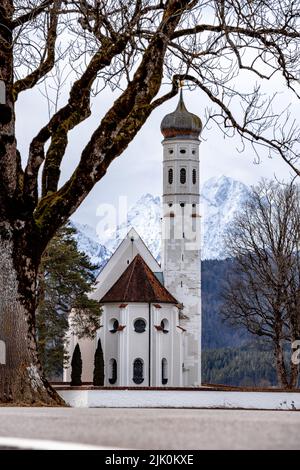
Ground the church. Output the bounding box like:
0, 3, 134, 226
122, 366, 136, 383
64, 90, 202, 387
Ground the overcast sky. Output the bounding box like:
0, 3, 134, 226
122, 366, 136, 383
16, 73, 297, 229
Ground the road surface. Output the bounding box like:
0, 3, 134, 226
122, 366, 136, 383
0, 408, 299, 449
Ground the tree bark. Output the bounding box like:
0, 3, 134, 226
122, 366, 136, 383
0, 234, 64, 404
0, 3, 63, 404
288, 360, 299, 389
288, 333, 299, 389
274, 338, 289, 389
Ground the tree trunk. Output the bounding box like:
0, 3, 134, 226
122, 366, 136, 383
288, 360, 299, 389
0, 4, 63, 405
0, 235, 64, 405
288, 335, 299, 389
274, 339, 289, 389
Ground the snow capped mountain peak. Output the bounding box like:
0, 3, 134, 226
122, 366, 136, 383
137, 193, 160, 205
70, 220, 110, 270
71, 175, 250, 268
104, 192, 161, 260
201, 175, 248, 207
71, 221, 99, 243
200, 175, 249, 259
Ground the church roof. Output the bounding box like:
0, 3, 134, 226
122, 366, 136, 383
161, 89, 202, 140
100, 254, 178, 304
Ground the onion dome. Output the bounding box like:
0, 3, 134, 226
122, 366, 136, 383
161, 89, 202, 140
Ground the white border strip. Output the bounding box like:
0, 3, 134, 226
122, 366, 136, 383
0, 437, 119, 450
58, 389, 300, 410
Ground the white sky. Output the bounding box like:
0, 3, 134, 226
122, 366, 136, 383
15, 73, 297, 229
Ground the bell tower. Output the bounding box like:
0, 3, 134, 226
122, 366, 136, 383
160, 89, 202, 386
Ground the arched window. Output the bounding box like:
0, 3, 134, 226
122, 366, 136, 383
160, 318, 169, 334
180, 168, 186, 184
134, 318, 146, 333
109, 318, 119, 333
133, 358, 144, 384
109, 358, 117, 384
192, 169, 197, 184
162, 358, 168, 385
168, 168, 173, 184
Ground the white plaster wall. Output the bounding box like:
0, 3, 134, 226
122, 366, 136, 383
127, 304, 149, 386
64, 333, 96, 383
65, 301, 183, 386
101, 303, 183, 387
64, 312, 97, 383
59, 389, 300, 410
79, 337, 97, 382
162, 137, 201, 386
151, 304, 183, 387
100, 304, 119, 385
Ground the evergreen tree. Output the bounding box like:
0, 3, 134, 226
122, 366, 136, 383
36, 223, 101, 380
93, 339, 105, 386
71, 344, 82, 386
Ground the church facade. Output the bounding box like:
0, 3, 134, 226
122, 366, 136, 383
64, 91, 202, 387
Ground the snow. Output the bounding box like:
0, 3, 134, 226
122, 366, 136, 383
200, 175, 249, 259
71, 175, 250, 268
58, 389, 300, 410
70, 221, 111, 270
104, 193, 162, 261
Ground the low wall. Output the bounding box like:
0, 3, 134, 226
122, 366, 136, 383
58, 389, 300, 410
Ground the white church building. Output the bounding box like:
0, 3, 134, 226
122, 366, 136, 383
64, 90, 202, 387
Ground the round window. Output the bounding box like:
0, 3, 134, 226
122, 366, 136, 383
134, 318, 146, 333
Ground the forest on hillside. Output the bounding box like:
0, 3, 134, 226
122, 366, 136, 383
201, 259, 288, 387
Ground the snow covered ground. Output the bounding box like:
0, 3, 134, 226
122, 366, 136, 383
58, 389, 300, 410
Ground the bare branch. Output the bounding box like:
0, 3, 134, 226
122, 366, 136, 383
33, 0, 192, 240
222, 179, 300, 387
13, 1, 61, 100
12, 0, 55, 29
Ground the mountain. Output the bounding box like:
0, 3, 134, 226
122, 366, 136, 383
200, 175, 250, 259
104, 193, 161, 261
71, 175, 250, 266
70, 221, 111, 270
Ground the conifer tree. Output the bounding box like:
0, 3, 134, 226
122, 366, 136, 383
93, 339, 105, 386
37, 223, 101, 380
71, 344, 82, 386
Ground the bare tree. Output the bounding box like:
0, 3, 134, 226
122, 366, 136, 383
1, 1, 300, 403
222, 181, 300, 389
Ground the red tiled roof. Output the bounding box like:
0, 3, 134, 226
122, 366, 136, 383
100, 254, 178, 304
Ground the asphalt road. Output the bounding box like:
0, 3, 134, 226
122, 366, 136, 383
0, 408, 299, 449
